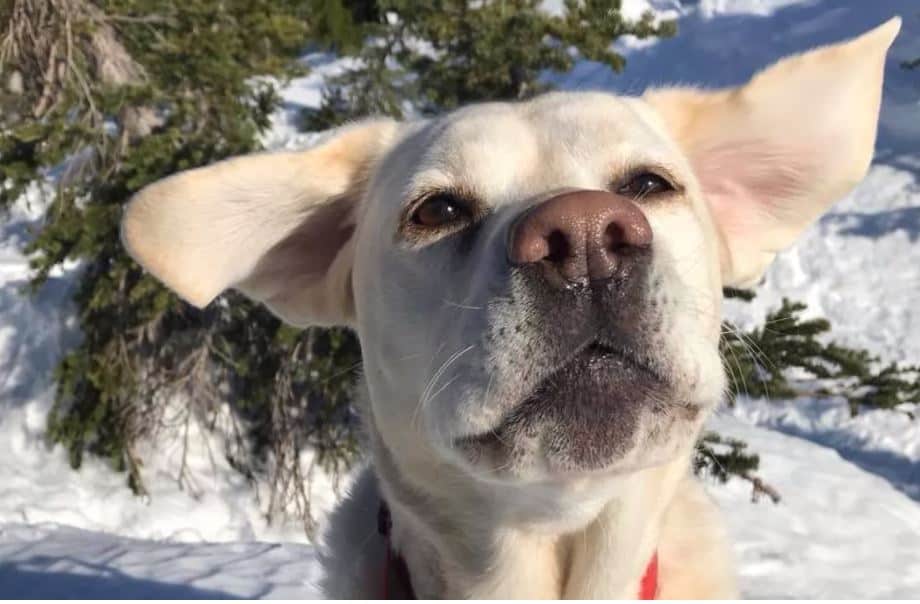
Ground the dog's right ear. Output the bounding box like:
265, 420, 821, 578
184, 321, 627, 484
122, 118, 400, 327
644, 19, 899, 288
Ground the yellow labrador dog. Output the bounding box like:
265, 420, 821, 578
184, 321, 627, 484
122, 19, 900, 599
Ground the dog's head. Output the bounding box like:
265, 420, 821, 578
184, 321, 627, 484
123, 22, 898, 493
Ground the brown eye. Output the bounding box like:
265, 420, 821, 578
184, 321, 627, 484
617, 172, 675, 199
411, 194, 470, 228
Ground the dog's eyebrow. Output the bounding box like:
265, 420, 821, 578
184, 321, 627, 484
403, 168, 461, 204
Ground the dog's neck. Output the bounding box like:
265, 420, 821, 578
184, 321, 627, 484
369, 423, 690, 599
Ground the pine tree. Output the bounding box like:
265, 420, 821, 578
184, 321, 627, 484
0, 0, 359, 534
304, 0, 676, 128
307, 0, 379, 53
693, 432, 780, 504
721, 294, 919, 418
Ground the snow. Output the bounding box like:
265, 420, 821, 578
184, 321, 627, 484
0, 190, 342, 546
258, 53, 361, 152
708, 415, 920, 599
1, 416, 916, 599
0, 524, 322, 599
1, 0, 918, 598
725, 395, 920, 501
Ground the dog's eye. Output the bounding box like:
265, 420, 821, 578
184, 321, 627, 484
411, 193, 471, 229
616, 172, 675, 199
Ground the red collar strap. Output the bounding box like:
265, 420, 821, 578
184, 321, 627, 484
638, 551, 659, 600
378, 502, 659, 599
378, 503, 417, 599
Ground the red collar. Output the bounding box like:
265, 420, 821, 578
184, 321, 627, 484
378, 503, 416, 599
638, 551, 659, 600
378, 503, 659, 599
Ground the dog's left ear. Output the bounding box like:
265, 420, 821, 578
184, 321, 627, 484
122, 118, 400, 327
644, 18, 900, 287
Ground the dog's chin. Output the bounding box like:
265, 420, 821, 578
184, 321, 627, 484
453, 342, 700, 481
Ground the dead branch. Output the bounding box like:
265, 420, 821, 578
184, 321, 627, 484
1, 0, 147, 121
744, 473, 782, 504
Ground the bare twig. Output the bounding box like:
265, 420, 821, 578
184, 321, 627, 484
744, 473, 782, 504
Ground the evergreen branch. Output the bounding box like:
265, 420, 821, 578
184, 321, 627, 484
721, 297, 919, 417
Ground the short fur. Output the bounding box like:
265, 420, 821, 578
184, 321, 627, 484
122, 20, 899, 599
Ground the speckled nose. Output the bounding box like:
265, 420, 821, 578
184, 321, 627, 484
508, 190, 652, 287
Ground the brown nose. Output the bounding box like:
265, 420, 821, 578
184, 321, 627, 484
508, 190, 652, 286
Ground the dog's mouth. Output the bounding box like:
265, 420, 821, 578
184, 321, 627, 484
454, 337, 696, 476
571, 338, 666, 383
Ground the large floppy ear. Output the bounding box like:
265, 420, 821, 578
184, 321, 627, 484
644, 18, 900, 287
121, 118, 400, 327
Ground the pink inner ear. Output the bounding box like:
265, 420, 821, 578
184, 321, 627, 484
240, 193, 356, 301
692, 139, 819, 245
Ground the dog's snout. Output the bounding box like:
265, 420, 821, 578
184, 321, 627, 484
508, 190, 652, 286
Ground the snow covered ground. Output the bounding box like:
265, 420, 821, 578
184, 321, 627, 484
1, 0, 918, 599
3, 416, 917, 599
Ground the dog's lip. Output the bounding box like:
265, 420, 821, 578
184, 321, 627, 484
453, 337, 668, 445
570, 337, 666, 383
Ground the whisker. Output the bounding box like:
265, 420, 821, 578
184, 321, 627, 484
412, 344, 477, 432
442, 299, 483, 311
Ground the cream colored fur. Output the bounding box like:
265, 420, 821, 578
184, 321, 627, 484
122, 19, 899, 599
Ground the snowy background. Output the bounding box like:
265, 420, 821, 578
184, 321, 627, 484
1, 0, 918, 598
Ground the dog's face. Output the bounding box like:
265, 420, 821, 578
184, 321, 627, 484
122, 21, 898, 495
354, 94, 725, 482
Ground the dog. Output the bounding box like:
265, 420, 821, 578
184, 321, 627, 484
121, 18, 900, 599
